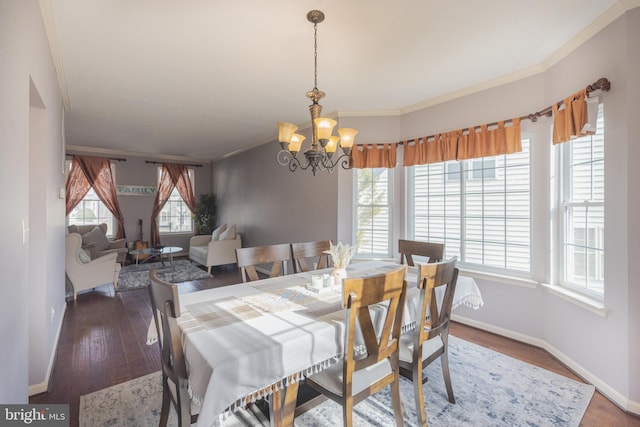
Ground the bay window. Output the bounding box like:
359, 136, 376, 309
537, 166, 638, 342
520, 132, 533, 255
560, 104, 604, 297
408, 138, 531, 275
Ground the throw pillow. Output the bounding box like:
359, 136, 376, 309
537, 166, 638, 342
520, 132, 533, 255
82, 226, 110, 252
78, 249, 92, 264
219, 224, 236, 240
211, 224, 227, 241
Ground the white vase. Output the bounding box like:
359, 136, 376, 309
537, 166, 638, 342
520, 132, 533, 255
332, 268, 347, 287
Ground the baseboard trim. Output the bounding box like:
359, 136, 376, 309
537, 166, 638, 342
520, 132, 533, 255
28, 303, 67, 396
452, 314, 640, 416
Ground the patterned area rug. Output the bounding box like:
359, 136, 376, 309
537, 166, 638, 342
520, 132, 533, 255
79, 336, 594, 426
117, 259, 210, 291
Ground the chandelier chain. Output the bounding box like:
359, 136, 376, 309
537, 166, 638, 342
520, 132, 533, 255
313, 22, 318, 90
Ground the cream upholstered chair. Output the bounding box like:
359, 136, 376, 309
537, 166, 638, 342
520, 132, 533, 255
188, 225, 241, 275
148, 269, 197, 427
235, 244, 291, 282
67, 223, 128, 264
291, 240, 332, 273
65, 233, 121, 300
304, 266, 408, 427
399, 258, 459, 427
398, 239, 445, 266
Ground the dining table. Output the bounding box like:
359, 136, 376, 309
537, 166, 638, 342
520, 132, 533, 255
148, 260, 483, 427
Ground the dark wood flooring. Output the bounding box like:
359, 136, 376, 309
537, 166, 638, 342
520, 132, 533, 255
30, 263, 640, 426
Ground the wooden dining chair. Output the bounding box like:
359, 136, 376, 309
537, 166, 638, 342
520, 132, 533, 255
148, 269, 196, 427
235, 243, 292, 282
291, 240, 332, 273
304, 265, 408, 427
398, 239, 445, 266
398, 258, 459, 427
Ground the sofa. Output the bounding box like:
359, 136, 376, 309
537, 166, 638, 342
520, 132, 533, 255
67, 223, 128, 264
189, 224, 241, 275
65, 233, 121, 300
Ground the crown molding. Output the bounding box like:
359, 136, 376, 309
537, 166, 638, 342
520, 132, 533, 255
65, 145, 212, 164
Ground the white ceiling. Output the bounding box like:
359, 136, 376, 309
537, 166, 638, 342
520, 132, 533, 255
42, 0, 634, 161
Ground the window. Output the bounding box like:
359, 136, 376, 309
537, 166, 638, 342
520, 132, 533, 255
157, 167, 194, 234
354, 168, 392, 258
409, 139, 531, 274
66, 161, 115, 237
561, 104, 604, 296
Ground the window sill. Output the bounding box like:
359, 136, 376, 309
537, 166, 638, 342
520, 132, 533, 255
540, 283, 608, 316
457, 268, 538, 289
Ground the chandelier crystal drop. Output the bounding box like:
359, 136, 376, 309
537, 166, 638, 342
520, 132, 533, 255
276, 10, 358, 175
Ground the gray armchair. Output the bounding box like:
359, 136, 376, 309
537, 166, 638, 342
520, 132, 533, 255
67, 223, 128, 263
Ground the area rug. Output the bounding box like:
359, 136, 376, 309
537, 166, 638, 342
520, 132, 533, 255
117, 259, 210, 291
79, 337, 594, 426
79, 371, 268, 427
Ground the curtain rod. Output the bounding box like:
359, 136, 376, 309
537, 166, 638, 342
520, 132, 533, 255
398, 77, 611, 145
521, 77, 611, 123
145, 160, 203, 168
67, 154, 126, 161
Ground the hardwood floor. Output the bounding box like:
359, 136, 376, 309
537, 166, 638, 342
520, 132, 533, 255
31, 263, 639, 426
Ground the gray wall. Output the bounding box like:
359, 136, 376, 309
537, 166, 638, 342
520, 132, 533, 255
213, 8, 640, 412
213, 142, 338, 248
1, 0, 67, 400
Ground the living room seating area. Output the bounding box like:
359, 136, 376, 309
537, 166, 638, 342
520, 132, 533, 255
67, 223, 128, 264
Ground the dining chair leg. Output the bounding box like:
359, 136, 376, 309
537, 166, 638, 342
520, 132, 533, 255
342, 397, 353, 427
390, 370, 405, 426
159, 375, 170, 427
441, 348, 456, 404
412, 360, 427, 427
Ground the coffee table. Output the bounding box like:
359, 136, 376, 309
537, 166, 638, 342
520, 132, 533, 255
129, 246, 183, 270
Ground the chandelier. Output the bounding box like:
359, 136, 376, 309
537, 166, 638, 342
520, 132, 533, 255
277, 10, 358, 175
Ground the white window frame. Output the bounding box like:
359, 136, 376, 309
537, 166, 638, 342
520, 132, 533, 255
157, 167, 195, 235
559, 103, 604, 298
352, 168, 393, 258
407, 138, 532, 277
65, 160, 116, 237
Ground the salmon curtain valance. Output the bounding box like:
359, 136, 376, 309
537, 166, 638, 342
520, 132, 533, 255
351, 143, 397, 169
552, 89, 597, 144
403, 118, 521, 167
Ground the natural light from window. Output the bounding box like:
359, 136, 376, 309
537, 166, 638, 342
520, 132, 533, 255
561, 104, 604, 297
157, 167, 194, 234
409, 138, 531, 275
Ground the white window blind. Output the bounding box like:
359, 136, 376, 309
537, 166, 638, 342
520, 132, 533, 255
409, 138, 531, 274
354, 168, 392, 257
561, 104, 604, 296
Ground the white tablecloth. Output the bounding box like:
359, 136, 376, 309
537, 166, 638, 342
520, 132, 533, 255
148, 260, 483, 426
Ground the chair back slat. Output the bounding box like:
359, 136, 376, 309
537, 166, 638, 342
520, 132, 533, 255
343, 266, 407, 373
235, 243, 292, 282
398, 239, 445, 266
415, 258, 458, 347
291, 240, 332, 273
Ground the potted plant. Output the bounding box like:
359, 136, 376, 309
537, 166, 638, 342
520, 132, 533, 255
193, 192, 217, 235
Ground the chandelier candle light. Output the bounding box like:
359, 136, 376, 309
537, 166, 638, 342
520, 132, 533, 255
277, 10, 358, 175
